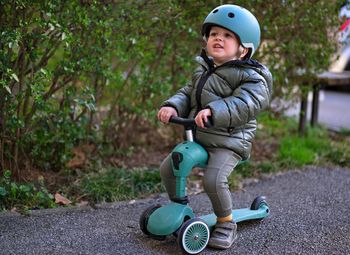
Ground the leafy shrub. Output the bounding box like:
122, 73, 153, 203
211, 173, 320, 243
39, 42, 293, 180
0, 170, 55, 211
0, 0, 340, 174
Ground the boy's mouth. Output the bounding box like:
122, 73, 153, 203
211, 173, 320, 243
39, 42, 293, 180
213, 43, 223, 49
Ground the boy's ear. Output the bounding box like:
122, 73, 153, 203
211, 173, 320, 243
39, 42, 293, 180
240, 47, 249, 59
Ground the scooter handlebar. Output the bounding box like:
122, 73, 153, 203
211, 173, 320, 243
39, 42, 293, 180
169, 116, 213, 129
169, 116, 195, 127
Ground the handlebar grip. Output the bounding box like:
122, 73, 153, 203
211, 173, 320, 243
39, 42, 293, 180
169, 116, 213, 128
203, 116, 213, 128
169, 116, 195, 127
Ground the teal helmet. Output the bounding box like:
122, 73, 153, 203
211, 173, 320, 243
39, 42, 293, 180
202, 4, 261, 58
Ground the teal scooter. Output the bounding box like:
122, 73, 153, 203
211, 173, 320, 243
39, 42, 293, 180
139, 116, 270, 254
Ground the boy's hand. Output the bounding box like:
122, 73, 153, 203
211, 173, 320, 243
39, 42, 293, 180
157, 107, 178, 123
195, 108, 212, 128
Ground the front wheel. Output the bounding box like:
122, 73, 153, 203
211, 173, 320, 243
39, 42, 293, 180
177, 218, 210, 254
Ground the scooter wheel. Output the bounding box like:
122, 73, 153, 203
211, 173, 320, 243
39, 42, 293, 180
250, 195, 268, 210
139, 204, 161, 236
177, 218, 210, 254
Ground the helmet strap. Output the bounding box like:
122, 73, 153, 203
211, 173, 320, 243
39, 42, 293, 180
202, 35, 208, 43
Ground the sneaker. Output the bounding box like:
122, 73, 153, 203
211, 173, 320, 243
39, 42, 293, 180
208, 221, 237, 249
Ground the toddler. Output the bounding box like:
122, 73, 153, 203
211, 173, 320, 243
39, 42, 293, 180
157, 4, 273, 249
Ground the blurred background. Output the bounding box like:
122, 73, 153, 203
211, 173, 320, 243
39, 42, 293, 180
1, 0, 349, 211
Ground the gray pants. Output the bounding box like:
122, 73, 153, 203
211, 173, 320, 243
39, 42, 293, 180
160, 147, 242, 218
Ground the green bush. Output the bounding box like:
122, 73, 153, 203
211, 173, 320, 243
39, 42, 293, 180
0, 0, 340, 174
0, 170, 55, 211
0, 1, 347, 209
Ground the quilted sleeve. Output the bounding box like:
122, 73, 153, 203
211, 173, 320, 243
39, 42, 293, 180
161, 81, 193, 118
207, 69, 272, 128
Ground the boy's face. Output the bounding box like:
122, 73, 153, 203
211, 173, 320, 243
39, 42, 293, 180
206, 26, 242, 65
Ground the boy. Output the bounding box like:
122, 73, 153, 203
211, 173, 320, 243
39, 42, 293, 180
157, 4, 273, 249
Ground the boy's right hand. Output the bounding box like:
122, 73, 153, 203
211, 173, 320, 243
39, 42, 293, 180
157, 107, 178, 124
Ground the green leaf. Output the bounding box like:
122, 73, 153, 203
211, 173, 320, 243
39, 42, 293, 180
4, 86, 11, 94
10, 183, 18, 197
39, 68, 47, 75
0, 187, 7, 197
19, 185, 31, 194
11, 73, 19, 82
4, 170, 11, 179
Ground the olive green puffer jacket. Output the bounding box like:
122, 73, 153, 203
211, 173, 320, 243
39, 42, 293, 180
162, 50, 273, 160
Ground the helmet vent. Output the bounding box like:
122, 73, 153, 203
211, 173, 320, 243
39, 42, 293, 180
228, 12, 235, 18
213, 9, 219, 13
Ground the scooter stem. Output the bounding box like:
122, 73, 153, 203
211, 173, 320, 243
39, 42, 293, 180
185, 130, 193, 142
168, 117, 209, 200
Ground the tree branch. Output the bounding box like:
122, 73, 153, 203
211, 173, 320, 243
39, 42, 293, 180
25, 34, 62, 76
24, 75, 73, 128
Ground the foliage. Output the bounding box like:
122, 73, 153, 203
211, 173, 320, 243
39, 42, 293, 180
73, 167, 164, 203
0, 170, 55, 211
0, 0, 341, 176
1, 113, 349, 209
251, 0, 341, 106
228, 113, 350, 188
324, 133, 350, 166
256, 112, 347, 169
1, 0, 104, 173
278, 128, 329, 167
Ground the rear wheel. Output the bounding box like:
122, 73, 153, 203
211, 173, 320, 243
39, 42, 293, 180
177, 218, 210, 254
139, 204, 166, 240
250, 196, 268, 211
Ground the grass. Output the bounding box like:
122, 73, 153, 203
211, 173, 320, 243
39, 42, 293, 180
278, 128, 329, 167
69, 167, 164, 203
338, 128, 350, 136
228, 112, 350, 188
255, 113, 350, 168
1, 112, 350, 211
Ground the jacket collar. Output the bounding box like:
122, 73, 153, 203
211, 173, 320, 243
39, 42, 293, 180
195, 49, 215, 71
196, 49, 264, 70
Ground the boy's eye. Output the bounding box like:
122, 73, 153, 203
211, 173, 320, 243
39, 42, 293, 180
209, 31, 233, 39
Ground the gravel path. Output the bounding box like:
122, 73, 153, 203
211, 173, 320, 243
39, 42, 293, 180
1, 166, 349, 255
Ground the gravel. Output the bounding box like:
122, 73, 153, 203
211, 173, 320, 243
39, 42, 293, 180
1, 166, 349, 255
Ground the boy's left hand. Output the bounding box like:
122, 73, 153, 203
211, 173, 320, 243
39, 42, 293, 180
195, 108, 212, 128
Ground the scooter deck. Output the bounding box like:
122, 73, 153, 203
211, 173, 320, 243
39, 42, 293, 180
199, 205, 269, 229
